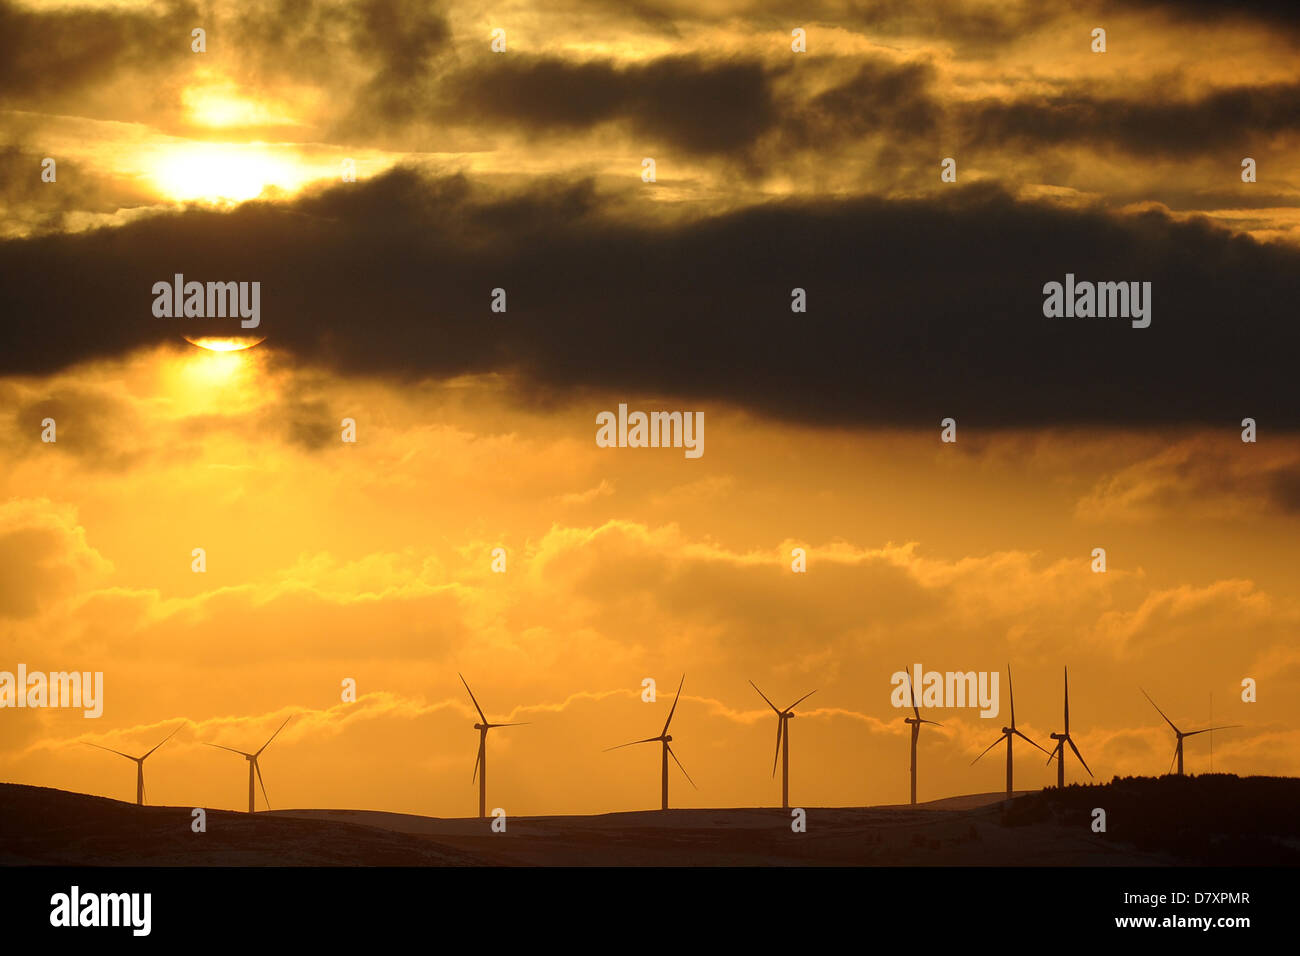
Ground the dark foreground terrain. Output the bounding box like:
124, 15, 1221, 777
2, 775, 1297, 866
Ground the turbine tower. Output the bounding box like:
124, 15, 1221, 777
901, 668, 941, 805
1046, 666, 1092, 787
606, 674, 695, 810
205, 715, 292, 813
459, 674, 528, 819
749, 680, 816, 809
1141, 688, 1239, 776
85, 724, 182, 806
971, 664, 1049, 795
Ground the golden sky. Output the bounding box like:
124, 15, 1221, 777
1, 0, 1298, 815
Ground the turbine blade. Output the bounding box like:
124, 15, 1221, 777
1141, 688, 1181, 735
603, 736, 660, 752
1167, 746, 1179, 776
903, 666, 921, 721
661, 675, 685, 736
1007, 664, 1015, 728
771, 717, 783, 778
142, 723, 183, 759
487, 721, 530, 728
1046, 741, 1061, 766
84, 742, 136, 760
667, 744, 697, 789
786, 690, 817, 712
1067, 737, 1093, 777
472, 744, 481, 783
256, 714, 293, 756
920, 718, 943, 726
749, 680, 781, 715
254, 759, 270, 810
1013, 728, 1052, 756
1063, 666, 1070, 735
459, 673, 488, 724
1183, 725, 1241, 737
971, 733, 1007, 766
204, 742, 252, 757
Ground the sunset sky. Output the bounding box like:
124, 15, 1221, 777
2, 0, 1299, 817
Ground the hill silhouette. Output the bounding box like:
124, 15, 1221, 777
3, 775, 1296, 866
0, 784, 486, 866
1004, 774, 1300, 865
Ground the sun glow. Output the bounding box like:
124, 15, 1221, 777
165, 342, 270, 413
151, 142, 307, 202
182, 83, 298, 129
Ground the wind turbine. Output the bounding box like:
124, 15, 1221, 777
901, 667, 941, 805
204, 715, 293, 813
1141, 688, 1239, 776
749, 680, 816, 809
1046, 666, 1092, 787
84, 724, 182, 806
606, 674, 695, 811
971, 664, 1050, 795
459, 674, 528, 819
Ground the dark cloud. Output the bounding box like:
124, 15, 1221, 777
783, 58, 940, 152
961, 83, 1300, 156
0, 0, 195, 108
570, 0, 1054, 47
2, 167, 1298, 429
438, 55, 780, 155
426, 49, 1300, 173
1268, 469, 1300, 513
345, 0, 451, 124
1113, 0, 1300, 31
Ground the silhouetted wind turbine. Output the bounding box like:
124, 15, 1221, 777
972, 664, 1049, 795
605, 674, 695, 810
901, 668, 941, 805
1046, 666, 1092, 787
1141, 688, 1239, 776
84, 724, 182, 806
460, 674, 528, 819
205, 715, 292, 813
749, 680, 816, 809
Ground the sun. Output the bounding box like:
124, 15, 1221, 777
151, 142, 307, 203
184, 336, 266, 352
